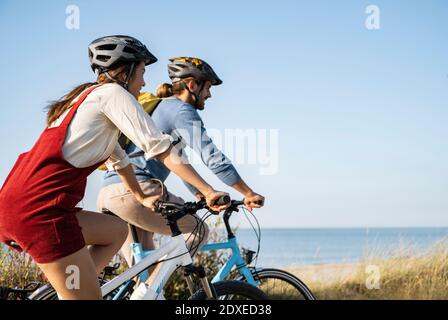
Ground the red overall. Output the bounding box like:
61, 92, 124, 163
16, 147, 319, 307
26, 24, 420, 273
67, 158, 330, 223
0, 85, 104, 264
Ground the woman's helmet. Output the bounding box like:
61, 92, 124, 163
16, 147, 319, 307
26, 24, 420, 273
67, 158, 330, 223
168, 57, 222, 85
88, 35, 157, 74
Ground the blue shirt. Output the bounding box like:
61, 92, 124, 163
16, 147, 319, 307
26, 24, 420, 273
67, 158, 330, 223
103, 97, 241, 194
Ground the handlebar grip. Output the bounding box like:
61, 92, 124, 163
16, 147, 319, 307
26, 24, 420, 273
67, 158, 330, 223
214, 195, 231, 206
254, 200, 264, 206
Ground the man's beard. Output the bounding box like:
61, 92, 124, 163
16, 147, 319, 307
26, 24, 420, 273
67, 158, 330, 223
196, 98, 206, 110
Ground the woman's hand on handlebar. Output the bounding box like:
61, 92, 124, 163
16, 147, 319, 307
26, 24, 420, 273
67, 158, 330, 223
138, 193, 162, 209
204, 190, 231, 212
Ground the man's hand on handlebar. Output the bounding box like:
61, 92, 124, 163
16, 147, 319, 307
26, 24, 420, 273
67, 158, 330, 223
243, 192, 265, 212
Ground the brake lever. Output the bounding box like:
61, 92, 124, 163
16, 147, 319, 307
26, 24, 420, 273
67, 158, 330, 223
154, 200, 184, 214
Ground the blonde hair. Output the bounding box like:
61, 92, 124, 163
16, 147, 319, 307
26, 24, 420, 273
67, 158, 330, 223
156, 77, 196, 98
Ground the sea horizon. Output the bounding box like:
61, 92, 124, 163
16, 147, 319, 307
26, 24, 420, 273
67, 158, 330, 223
217, 227, 448, 268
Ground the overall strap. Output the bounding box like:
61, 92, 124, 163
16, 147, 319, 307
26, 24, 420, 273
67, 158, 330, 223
59, 85, 100, 129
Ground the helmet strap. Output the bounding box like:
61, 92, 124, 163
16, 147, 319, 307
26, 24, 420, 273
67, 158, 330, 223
181, 79, 204, 109
123, 62, 136, 90
103, 62, 135, 90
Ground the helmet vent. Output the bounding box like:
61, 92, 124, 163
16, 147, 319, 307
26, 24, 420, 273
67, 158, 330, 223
123, 46, 138, 54
97, 44, 117, 51
97, 55, 111, 62
88, 35, 158, 73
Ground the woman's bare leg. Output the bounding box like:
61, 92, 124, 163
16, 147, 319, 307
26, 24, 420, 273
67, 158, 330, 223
36, 210, 127, 300
76, 210, 128, 274
37, 247, 102, 300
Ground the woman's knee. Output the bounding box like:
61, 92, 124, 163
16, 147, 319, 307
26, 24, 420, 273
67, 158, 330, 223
191, 220, 209, 248
199, 222, 210, 243
113, 216, 129, 243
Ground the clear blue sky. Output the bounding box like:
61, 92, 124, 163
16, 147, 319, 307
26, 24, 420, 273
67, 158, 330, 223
0, 0, 447, 228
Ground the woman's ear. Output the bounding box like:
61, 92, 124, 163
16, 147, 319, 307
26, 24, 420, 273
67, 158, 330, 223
118, 72, 128, 82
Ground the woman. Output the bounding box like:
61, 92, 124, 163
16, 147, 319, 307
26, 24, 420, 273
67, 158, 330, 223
97, 56, 264, 268
0, 37, 229, 300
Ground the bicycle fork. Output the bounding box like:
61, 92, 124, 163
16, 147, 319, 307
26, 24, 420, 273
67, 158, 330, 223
183, 264, 217, 299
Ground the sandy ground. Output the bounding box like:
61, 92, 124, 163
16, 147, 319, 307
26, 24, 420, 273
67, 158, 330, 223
286, 262, 360, 284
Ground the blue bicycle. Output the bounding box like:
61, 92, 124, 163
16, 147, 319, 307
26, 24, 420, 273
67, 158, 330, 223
129, 199, 315, 300
201, 199, 316, 300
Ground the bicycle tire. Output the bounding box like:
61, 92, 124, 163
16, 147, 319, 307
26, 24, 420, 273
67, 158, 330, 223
188, 280, 268, 300
29, 280, 125, 300
28, 284, 58, 300
235, 268, 316, 300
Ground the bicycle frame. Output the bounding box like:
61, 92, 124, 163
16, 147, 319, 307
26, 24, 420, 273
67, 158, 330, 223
114, 198, 262, 299
127, 233, 259, 294
201, 237, 259, 285
101, 234, 192, 300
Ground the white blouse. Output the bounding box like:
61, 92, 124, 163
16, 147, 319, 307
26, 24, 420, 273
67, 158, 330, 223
49, 83, 172, 170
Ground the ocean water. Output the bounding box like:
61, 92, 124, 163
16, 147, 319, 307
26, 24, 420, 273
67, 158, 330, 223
223, 228, 448, 268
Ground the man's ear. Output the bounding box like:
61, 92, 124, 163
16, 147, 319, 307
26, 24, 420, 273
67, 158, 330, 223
187, 79, 197, 91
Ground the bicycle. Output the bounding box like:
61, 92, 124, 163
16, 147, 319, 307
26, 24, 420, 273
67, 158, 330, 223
201, 200, 316, 300
110, 198, 315, 300
28, 196, 268, 300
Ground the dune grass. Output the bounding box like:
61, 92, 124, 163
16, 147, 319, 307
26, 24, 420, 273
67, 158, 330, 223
0, 246, 45, 289
2, 237, 448, 299
289, 239, 448, 300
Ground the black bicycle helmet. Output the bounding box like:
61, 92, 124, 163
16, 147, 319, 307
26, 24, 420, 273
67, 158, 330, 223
88, 35, 157, 74
168, 57, 222, 85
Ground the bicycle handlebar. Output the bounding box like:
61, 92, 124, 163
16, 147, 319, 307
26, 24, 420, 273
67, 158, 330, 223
225, 199, 263, 211
154, 196, 263, 239
154, 195, 231, 220
154, 196, 264, 223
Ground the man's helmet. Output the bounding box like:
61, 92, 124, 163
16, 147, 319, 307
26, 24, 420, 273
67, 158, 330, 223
168, 57, 222, 85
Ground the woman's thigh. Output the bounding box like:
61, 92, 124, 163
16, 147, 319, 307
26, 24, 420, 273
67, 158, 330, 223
97, 181, 207, 241
76, 210, 128, 245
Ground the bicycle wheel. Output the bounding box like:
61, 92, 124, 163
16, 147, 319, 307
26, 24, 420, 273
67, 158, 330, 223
29, 280, 127, 300
235, 268, 316, 300
28, 284, 58, 300
188, 280, 268, 300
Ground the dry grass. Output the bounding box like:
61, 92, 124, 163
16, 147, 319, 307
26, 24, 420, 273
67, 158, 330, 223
289, 239, 448, 300
0, 246, 45, 289
2, 235, 448, 300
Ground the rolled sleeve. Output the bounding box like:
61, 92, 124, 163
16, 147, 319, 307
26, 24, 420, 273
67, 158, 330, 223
105, 143, 131, 171
142, 134, 173, 160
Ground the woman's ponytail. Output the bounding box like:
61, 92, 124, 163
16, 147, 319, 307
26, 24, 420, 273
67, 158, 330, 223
156, 83, 173, 98
46, 82, 96, 126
